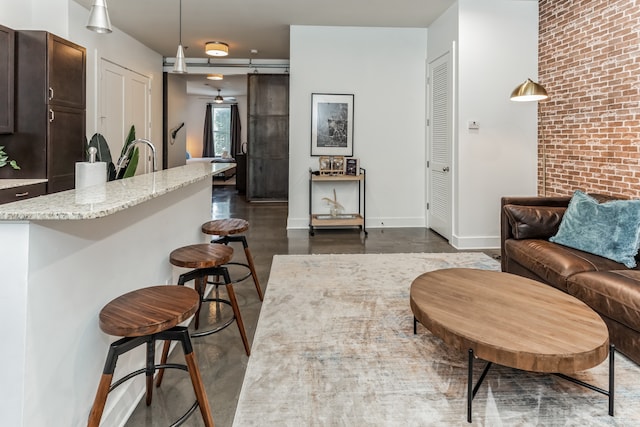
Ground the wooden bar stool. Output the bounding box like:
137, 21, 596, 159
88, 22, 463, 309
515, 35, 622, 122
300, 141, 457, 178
160, 243, 250, 363
201, 218, 264, 301
88, 286, 214, 427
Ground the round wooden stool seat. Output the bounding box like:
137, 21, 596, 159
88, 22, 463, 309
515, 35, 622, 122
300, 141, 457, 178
89, 285, 214, 427
201, 218, 264, 301
170, 243, 233, 269
202, 218, 249, 236
99, 285, 199, 337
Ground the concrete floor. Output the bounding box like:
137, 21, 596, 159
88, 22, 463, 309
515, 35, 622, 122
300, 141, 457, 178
124, 185, 498, 427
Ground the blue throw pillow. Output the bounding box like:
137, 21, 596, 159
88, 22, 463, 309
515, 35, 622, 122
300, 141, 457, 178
549, 190, 640, 268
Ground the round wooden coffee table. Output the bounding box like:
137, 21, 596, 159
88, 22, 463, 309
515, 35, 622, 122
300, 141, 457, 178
410, 268, 614, 423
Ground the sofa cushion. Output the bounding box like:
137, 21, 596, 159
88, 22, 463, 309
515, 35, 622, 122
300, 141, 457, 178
504, 239, 629, 292
549, 190, 640, 268
567, 270, 640, 332
503, 204, 565, 240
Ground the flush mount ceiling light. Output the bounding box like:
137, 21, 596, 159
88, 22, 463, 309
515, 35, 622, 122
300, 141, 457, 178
173, 0, 187, 73
214, 89, 224, 103
86, 0, 112, 34
207, 73, 223, 81
205, 41, 229, 57
510, 78, 548, 102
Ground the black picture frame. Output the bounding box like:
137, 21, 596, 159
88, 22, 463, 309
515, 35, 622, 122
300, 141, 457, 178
311, 93, 354, 156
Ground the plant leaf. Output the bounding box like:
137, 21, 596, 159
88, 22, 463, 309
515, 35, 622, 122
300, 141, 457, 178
122, 147, 139, 179
88, 133, 113, 164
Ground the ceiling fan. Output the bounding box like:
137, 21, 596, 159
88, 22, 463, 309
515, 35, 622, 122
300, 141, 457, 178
195, 88, 235, 103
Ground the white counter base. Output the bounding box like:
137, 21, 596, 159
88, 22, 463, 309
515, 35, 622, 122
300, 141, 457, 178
0, 167, 213, 426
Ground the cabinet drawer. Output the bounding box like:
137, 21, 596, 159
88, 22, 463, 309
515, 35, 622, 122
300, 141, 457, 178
0, 183, 46, 204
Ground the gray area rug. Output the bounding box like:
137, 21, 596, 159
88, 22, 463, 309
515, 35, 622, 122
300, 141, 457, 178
233, 253, 640, 426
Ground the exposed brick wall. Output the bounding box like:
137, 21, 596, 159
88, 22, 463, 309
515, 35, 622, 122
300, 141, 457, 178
538, 0, 640, 198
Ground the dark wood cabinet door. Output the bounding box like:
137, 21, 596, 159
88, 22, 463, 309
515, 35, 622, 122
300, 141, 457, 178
47, 34, 86, 109
47, 106, 85, 193
0, 24, 15, 134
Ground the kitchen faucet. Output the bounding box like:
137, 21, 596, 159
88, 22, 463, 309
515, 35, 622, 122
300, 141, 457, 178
115, 138, 157, 177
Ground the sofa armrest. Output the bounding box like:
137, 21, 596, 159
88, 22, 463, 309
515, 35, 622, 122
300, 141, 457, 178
500, 196, 571, 271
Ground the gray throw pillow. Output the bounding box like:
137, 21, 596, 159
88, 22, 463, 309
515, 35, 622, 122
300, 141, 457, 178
549, 190, 640, 268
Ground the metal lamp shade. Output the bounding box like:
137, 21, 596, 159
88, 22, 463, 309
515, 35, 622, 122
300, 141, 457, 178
173, 44, 188, 73
510, 78, 548, 102
86, 0, 112, 34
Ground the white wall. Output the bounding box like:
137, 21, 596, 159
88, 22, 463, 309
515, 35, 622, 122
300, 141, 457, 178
453, 0, 538, 248
0, 0, 68, 36
166, 73, 188, 168
288, 26, 429, 229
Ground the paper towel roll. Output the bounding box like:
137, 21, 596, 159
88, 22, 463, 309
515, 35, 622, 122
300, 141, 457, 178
75, 162, 107, 189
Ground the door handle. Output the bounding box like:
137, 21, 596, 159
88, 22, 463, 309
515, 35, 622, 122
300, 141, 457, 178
49, 109, 55, 122
442, 167, 450, 172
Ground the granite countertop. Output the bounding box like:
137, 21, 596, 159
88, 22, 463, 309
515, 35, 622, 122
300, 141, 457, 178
0, 179, 48, 190
0, 163, 214, 221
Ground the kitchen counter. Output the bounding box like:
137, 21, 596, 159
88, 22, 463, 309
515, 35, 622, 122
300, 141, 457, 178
0, 163, 216, 426
0, 178, 48, 190
0, 162, 225, 220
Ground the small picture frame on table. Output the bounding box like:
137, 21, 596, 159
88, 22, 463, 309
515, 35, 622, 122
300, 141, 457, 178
345, 158, 359, 176
319, 155, 345, 175
311, 93, 354, 156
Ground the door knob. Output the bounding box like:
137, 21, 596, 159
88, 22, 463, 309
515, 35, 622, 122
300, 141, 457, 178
442, 167, 450, 172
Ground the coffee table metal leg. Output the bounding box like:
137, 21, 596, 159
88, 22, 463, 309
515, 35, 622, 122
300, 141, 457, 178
467, 349, 494, 423
554, 344, 615, 417
467, 349, 473, 423
413, 317, 417, 335
609, 344, 615, 416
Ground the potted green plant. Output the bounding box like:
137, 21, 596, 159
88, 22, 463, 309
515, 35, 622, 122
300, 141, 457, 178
0, 145, 19, 169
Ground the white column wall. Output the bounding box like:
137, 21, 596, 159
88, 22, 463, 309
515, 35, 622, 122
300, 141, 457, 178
453, 0, 538, 248
288, 26, 428, 229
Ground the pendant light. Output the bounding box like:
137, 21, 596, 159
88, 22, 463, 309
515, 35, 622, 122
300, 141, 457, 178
86, 0, 112, 34
173, 0, 187, 73
214, 89, 224, 104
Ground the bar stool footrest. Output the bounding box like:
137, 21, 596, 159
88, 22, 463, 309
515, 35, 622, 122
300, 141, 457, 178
207, 261, 252, 286
191, 298, 236, 337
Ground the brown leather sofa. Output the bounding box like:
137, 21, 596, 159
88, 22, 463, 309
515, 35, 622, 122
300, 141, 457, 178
501, 195, 640, 366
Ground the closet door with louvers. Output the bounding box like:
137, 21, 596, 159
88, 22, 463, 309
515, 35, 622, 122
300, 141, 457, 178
427, 51, 452, 240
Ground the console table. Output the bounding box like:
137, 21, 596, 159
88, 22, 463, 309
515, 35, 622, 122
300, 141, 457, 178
308, 168, 367, 236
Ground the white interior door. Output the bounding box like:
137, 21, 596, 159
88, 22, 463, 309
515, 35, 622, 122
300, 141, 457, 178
100, 59, 151, 174
427, 51, 453, 240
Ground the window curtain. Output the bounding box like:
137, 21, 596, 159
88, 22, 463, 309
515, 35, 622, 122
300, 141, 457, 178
202, 103, 215, 157
230, 104, 241, 156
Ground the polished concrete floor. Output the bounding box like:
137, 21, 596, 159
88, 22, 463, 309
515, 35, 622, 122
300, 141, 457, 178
125, 185, 498, 427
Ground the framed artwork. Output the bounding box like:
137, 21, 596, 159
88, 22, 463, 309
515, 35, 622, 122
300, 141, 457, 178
311, 93, 354, 156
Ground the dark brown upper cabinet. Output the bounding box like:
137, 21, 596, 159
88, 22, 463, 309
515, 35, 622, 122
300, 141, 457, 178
0, 24, 15, 134
0, 31, 86, 192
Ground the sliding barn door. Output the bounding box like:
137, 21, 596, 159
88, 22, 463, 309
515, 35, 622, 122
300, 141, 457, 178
247, 74, 289, 201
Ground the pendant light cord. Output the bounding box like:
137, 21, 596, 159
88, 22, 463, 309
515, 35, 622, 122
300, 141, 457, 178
179, 0, 182, 45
